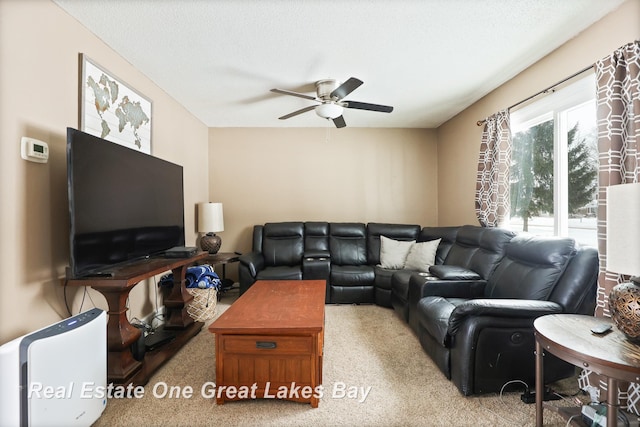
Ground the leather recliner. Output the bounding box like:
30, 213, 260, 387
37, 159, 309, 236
238, 222, 305, 294
368, 222, 421, 307
391, 225, 515, 329
413, 234, 599, 395
328, 223, 376, 304
389, 226, 459, 320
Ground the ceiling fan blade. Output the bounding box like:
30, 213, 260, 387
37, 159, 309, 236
330, 77, 363, 100
333, 115, 347, 128
271, 88, 317, 101
344, 100, 394, 113
278, 105, 316, 120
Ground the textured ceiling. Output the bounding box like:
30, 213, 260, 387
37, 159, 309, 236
53, 0, 624, 128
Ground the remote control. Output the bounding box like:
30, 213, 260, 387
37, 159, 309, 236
590, 323, 612, 335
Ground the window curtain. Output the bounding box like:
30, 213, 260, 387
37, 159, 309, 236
583, 40, 640, 414
475, 110, 511, 227
595, 40, 640, 317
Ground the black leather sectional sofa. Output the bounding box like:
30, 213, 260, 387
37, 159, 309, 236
239, 221, 425, 304
238, 222, 599, 395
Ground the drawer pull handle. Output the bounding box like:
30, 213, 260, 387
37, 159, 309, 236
256, 341, 277, 349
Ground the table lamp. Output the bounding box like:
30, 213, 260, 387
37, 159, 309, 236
606, 182, 640, 344
198, 202, 224, 254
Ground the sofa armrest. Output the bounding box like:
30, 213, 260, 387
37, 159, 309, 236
448, 299, 563, 336
409, 273, 487, 301
238, 252, 264, 278
429, 265, 481, 280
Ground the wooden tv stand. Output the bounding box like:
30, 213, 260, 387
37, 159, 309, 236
66, 251, 209, 385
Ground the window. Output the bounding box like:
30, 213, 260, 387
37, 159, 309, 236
508, 74, 598, 247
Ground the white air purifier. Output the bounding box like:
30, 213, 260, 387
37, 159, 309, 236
0, 308, 107, 426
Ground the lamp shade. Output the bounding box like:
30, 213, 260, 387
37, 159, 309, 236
198, 202, 224, 233
606, 183, 640, 276
606, 182, 640, 344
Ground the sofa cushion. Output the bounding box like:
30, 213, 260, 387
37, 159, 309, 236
444, 226, 515, 279
418, 227, 459, 265
374, 265, 395, 290
404, 239, 441, 272
389, 270, 418, 301
262, 222, 304, 267
329, 223, 368, 265
485, 234, 576, 300
331, 265, 375, 286
256, 265, 303, 281
367, 223, 421, 265
548, 246, 598, 313
304, 222, 329, 252
379, 236, 415, 269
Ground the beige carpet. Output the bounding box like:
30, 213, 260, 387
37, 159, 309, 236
94, 288, 577, 426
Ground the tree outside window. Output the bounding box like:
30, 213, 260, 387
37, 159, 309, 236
508, 75, 598, 247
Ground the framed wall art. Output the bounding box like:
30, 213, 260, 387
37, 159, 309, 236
79, 53, 152, 154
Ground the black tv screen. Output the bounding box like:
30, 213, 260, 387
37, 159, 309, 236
66, 128, 185, 277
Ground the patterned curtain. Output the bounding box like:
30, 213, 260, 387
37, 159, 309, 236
475, 110, 511, 227
581, 40, 640, 414
595, 40, 640, 318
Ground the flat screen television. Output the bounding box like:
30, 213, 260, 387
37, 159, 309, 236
66, 128, 185, 278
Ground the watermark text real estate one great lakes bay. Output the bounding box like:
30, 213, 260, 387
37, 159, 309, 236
27, 380, 373, 404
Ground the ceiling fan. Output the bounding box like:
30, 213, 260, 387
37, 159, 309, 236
270, 77, 393, 128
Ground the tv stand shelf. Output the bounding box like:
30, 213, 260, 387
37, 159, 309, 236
66, 252, 209, 385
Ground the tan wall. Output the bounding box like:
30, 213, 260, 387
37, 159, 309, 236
208, 128, 438, 263
2, 0, 637, 343
437, 0, 640, 226
0, 1, 209, 342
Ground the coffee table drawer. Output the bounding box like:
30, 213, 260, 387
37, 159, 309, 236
221, 335, 313, 354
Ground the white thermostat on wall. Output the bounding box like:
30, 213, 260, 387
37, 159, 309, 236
21, 137, 49, 163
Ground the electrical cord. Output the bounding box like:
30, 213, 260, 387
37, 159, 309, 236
85, 289, 97, 309
565, 413, 580, 427
500, 380, 531, 424
63, 279, 99, 317
619, 408, 631, 427
475, 392, 530, 426
152, 276, 167, 329
586, 401, 632, 427
474, 379, 532, 425
78, 287, 86, 313
63, 279, 72, 317
502, 379, 529, 395
78, 287, 98, 314
129, 317, 152, 335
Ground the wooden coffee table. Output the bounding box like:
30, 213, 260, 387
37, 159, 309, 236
208, 280, 325, 407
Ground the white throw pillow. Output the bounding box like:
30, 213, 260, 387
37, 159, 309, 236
403, 239, 441, 272
379, 236, 415, 269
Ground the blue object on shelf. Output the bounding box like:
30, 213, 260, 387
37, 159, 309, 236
158, 264, 221, 290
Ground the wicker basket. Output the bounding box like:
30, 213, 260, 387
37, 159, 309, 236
186, 287, 217, 322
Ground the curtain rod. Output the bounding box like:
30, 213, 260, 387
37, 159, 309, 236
476, 63, 594, 126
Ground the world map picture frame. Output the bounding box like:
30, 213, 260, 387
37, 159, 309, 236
79, 53, 152, 154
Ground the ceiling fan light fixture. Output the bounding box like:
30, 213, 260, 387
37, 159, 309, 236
315, 103, 343, 119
